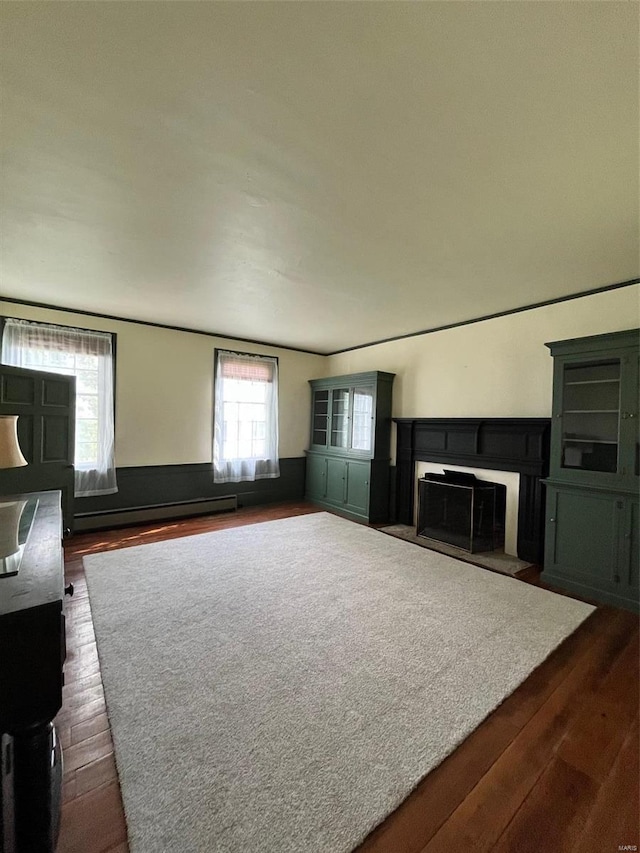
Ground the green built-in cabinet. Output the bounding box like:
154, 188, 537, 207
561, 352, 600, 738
305, 371, 395, 523
542, 329, 639, 612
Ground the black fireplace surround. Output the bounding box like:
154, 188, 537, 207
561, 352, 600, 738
394, 418, 551, 564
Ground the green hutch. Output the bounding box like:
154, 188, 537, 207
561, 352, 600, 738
542, 328, 639, 612
305, 371, 395, 523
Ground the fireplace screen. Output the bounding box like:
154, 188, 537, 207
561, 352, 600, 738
417, 471, 505, 553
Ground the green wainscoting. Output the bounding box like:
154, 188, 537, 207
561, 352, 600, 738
75, 458, 306, 529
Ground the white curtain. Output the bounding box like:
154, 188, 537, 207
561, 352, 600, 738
2, 318, 118, 497
213, 350, 280, 483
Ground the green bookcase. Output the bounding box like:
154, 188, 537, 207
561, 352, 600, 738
542, 328, 639, 612
305, 371, 395, 523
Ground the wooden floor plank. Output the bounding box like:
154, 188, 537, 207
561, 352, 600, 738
56, 695, 107, 729
56, 782, 128, 853
491, 755, 599, 853
555, 626, 639, 784
70, 711, 111, 745
60, 683, 105, 712
53, 501, 639, 853
569, 714, 640, 853
74, 752, 119, 799
63, 671, 102, 694
62, 729, 113, 776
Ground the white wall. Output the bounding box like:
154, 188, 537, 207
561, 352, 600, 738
327, 287, 639, 453
3, 287, 637, 469
0, 302, 327, 467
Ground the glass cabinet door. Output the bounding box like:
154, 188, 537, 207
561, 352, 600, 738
351, 385, 374, 452
561, 360, 621, 473
311, 389, 329, 447
330, 389, 350, 448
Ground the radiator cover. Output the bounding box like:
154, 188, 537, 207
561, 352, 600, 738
74, 495, 237, 532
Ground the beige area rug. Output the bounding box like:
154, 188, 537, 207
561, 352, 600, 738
379, 523, 532, 576
84, 512, 594, 853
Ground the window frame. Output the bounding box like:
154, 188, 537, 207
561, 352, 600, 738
0, 316, 117, 427
212, 348, 280, 482
0, 315, 118, 491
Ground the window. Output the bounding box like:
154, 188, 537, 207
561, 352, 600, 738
213, 350, 280, 483
1, 318, 118, 497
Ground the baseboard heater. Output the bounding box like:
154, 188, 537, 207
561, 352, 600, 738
74, 495, 238, 532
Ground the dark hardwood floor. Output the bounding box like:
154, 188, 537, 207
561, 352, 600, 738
56, 502, 639, 853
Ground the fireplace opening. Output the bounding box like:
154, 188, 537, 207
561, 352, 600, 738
417, 471, 507, 554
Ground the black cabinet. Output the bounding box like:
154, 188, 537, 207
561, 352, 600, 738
0, 491, 66, 853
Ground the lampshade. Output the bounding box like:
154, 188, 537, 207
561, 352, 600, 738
0, 415, 28, 469
0, 500, 27, 559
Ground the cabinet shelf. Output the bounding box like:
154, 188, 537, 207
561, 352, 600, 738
563, 409, 619, 414
565, 379, 620, 386
563, 438, 617, 445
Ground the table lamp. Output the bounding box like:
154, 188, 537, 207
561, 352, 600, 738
0, 415, 28, 561
0, 415, 28, 470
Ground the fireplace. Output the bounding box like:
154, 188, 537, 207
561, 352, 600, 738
394, 418, 551, 563
417, 462, 519, 554
417, 471, 506, 553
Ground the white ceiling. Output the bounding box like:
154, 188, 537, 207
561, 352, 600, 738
1, 2, 638, 354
